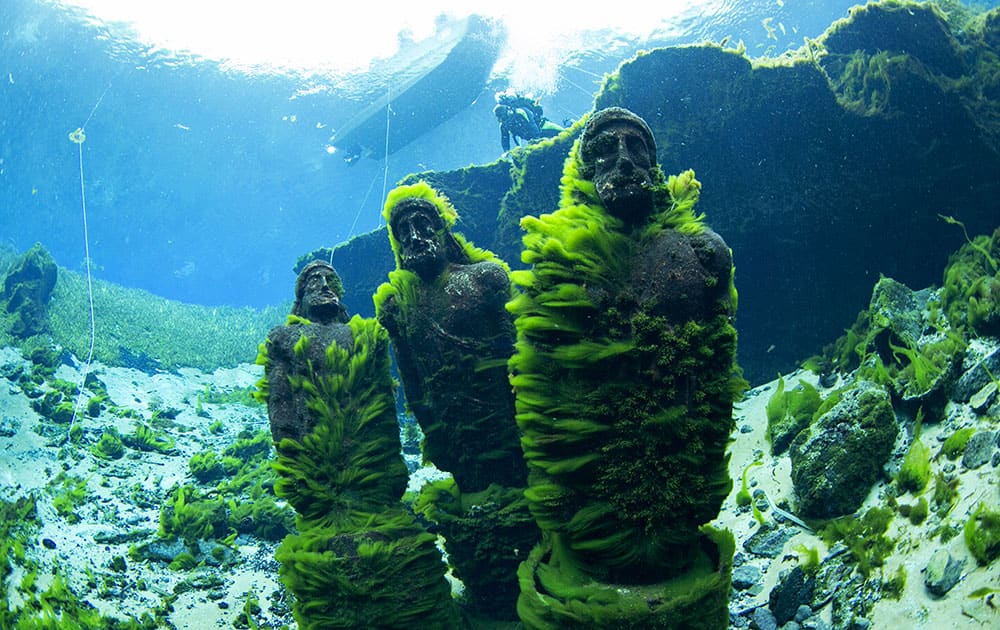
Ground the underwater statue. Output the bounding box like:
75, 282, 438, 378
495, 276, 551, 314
257, 259, 460, 629
507, 107, 741, 628
260, 260, 351, 445
374, 182, 537, 621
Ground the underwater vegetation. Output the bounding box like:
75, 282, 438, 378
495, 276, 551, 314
965, 503, 1000, 565
938, 221, 1000, 337
43, 267, 286, 373
765, 374, 822, 455
895, 409, 931, 494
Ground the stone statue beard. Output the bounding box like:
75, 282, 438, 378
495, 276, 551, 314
304, 292, 343, 323
597, 173, 655, 222
400, 237, 446, 279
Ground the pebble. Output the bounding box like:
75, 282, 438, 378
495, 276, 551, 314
732, 564, 763, 590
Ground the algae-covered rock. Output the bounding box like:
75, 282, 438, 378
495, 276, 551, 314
868, 276, 931, 349
924, 548, 965, 596
790, 380, 897, 519
816, 273, 966, 409
1, 243, 57, 338
939, 225, 1000, 338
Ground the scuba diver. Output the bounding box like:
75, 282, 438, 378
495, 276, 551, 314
494, 90, 564, 153
341, 142, 363, 167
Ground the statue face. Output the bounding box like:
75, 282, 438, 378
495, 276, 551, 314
392, 199, 447, 280
585, 120, 656, 223
301, 267, 343, 323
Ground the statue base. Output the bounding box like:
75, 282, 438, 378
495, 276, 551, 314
516, 526, 734, 629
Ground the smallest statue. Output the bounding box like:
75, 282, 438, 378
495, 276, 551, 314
261, 259, 351, 447
256, 259, 461, 629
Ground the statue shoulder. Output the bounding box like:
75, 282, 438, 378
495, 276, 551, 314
375, 292, 401, 334
464, 260, 512, 291
690, 228, 732, 277
266, 324, 298, 354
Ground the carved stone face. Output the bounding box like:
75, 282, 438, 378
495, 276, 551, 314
392, 199, 448, 280
584, 120, 656, 224
300, 266, 344, 324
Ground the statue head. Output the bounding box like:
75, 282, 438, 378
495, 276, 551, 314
291, 260, 348, 324
384, 183, 467, 281
579, 107, 658, 224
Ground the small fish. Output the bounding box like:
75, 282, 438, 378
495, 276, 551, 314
766, 344, 775, 353
173, 261, 197, 278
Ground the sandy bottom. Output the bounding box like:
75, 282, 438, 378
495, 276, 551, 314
715, 369, 999, 628
1, 346, 998, 628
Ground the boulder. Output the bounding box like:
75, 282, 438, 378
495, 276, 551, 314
790, 381, 897, 518
1, 243, 57, 338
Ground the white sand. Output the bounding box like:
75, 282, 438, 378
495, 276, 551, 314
2, 348, 997, 628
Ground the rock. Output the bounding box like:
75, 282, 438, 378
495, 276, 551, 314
868, 277, 928, 348
769, 565, 816, 625
749, 606, 778, 630
862, 280, 959, 403
961, 596, 997, 624
0, 416, 19, 437
962, 431, 996, 470
811, 551, 852, 609
790, 381, 898, 518
923, 548, 964, 596
954, 346, 1000, 402
968, 381, 998, 414
801, 618, 832, 630
795, 605, 814, 623
0, 243, 57, 338
732, 563, 763, 590
744, 525, 797, 558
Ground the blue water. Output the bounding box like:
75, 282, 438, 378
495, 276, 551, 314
0, 0, 972, 309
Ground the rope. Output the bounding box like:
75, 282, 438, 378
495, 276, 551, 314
65, 131, 96, 443
64, 83, 110, 443
379, 84, 391, 228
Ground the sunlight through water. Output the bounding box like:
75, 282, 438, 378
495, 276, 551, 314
59, 0, 720, 92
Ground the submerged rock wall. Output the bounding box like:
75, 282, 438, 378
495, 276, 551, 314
333, 1, 1000, 384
